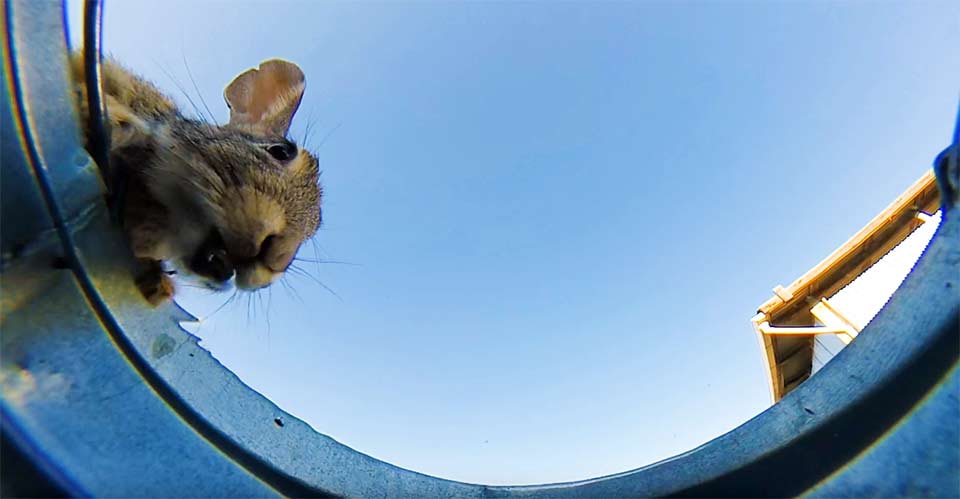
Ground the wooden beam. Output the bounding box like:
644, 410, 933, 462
812, 298, 861, 344
757, 321, 850, 336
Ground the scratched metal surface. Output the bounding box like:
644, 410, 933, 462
1, 1, 957, 497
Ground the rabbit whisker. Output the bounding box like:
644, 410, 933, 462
181, 53, 216, 125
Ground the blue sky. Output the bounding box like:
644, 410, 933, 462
69, 0, 958, 485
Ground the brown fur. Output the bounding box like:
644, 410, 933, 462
71, 53, 322, 305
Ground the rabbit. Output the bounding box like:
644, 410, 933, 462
70, 53, 322, 306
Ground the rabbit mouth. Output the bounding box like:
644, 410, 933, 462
186, 229, 281, 290
187, 230, 236, 286
235, 264, 279, 290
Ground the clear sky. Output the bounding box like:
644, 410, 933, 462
68, 0, 958, 485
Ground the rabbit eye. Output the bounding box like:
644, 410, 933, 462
265, 142, 296, 162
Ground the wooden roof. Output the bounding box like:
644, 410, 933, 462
755, 170, 941, 401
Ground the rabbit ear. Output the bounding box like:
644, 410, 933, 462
224, 59, 304, 136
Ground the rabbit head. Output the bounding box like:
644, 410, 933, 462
145, 60, 321, 291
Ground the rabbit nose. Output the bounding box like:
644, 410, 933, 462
222, 232, 278, 265
257, 235, 277, 260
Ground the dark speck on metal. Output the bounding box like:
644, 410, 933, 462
1, 1, 958, 497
